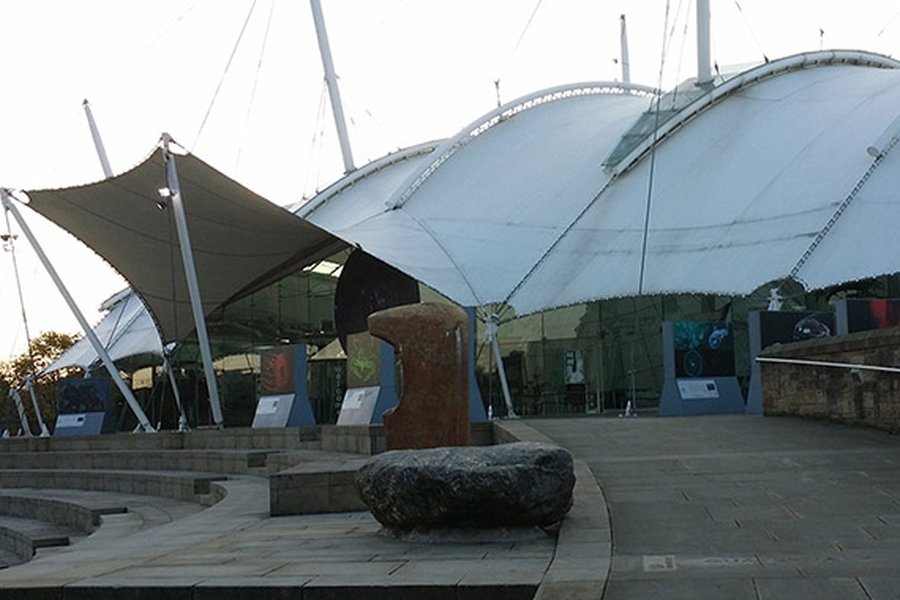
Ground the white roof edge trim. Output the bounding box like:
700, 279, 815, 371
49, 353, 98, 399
609, 50, 900, 178
100, 287, 133, 311
295, 141, 441, 218
386, 81, 658, 211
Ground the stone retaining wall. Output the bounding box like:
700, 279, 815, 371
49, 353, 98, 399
759, 326, 900, 432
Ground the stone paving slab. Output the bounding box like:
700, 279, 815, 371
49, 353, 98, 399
0, 434, 600, 599
526, 415, 900, 600
6, 415, 899, 599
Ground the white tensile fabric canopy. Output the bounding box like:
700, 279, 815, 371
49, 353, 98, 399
41, 288, 161, 375
26, 147, 347, 344
301, 82, 657, 309
300, 51, 900, 316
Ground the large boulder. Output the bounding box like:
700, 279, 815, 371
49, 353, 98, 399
355, 441, 575, 530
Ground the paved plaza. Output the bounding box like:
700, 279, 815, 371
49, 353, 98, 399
528, 414, 900, 600
0, 415, 898, 598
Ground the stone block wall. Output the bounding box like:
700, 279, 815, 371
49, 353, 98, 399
759, 326, 900, 432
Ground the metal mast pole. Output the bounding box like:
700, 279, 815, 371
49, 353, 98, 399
310, 0, 355, 173
83, 102, 188, 431
696, 0, 713, 86
163, 354, 190, 432
82, 99, 113, 178
0, 189, 155, 432
2, 207, 49, 435
161, 135, 224, 428
620, 15, 631, 84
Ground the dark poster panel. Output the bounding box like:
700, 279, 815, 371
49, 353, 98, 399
333, 250, 420, 351
673, 321, 735, 378
346, 332, 381, 388
844, 299, 900, 333
759, 311, 834, 351
57, 378, 111, 414
260, 346, 296, 395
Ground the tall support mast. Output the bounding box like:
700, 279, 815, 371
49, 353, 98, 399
619, 15, 631, 84
696, 0, 713, 86
310, 0, 355, 173
82, 104, 191, 431
161, 134, 225, 428
3, 206, 49, 436
82, 99, 113, 178
0, 189, 156, 433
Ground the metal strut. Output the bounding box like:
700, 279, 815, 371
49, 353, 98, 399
0, 189, 156, 432
24, 376, 50, 437
485, 314, 518, 418
160, 134, 225, 428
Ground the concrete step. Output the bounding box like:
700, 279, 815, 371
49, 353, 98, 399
270, 458, 368, 516
0, 469, 228, 503
0, 426, 321, 454
0, 449, 272, 475
0, 490, 126, 532
0, 488, 204, 534
0, 514, 81, 565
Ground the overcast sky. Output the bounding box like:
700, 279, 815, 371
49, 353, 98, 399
0, 0, 898, 359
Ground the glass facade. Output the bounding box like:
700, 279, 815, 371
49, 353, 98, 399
109, 254, 900, 429
476, 275, 900, 418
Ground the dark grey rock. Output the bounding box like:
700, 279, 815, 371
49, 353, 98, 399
355, 441, 575, 530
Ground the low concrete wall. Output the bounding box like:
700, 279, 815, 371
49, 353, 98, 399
0, 427, 321, 453
760, 326, 900, 432
0, 469, 226, 503
320, 422, 495, 456
272, 422, 497, 515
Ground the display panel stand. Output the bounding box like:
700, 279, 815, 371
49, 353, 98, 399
746, 310, 835, 414
746, 311, 765, 415
835, 297, 900, 335
252, 345, 316, 428
658, 321, 745, 416
336, 333, 398, 425
54, 378, 114, 436
465, 307, 487, 422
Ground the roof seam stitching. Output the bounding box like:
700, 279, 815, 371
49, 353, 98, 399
611, 50, 900, 177
390, 83, 655, 210
502, 175, 618, 310
298, 144, 438, 218
399, 212, 484, 308
789, 135, 899, 283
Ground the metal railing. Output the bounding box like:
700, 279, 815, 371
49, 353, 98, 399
756, 356, 900, 375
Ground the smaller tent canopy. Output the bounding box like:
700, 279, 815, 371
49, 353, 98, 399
25, 143, 347, 345
41, 288, 161, 375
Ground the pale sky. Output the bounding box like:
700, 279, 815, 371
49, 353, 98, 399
0, 0, 898, 359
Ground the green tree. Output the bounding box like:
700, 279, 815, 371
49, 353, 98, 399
0, 331, 79, 434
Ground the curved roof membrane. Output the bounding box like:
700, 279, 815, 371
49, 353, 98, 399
302, 83, 656, 307
303, 52, 900, 315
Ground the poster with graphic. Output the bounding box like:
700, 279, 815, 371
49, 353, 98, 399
672, 321, 735, 378
57, 378, 110, 414
843, 298, 900, 333
758, 311, 834, 351
346, 332, 381, 388
260, 346, 296, 395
